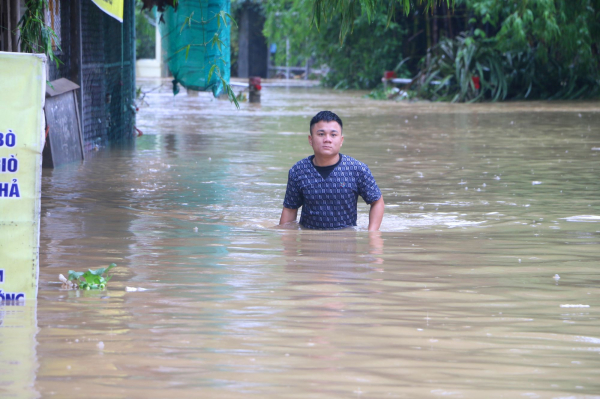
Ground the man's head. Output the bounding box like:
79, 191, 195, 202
308, 111, 344, 160
309, 111, 343, 135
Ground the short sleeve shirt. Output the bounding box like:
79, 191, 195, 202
283, 154, 382, 229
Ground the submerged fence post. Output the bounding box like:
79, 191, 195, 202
286, 38, 290, 80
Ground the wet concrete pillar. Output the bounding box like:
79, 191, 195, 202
237, 3, 268, 78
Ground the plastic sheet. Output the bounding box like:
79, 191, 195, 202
160, 0, 231, 96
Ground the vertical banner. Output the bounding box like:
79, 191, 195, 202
0, 52, 46, 302
90, 0, 124, 22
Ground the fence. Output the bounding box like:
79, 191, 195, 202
47, 0, 136, 150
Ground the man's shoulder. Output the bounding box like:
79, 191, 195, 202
340, 154, 370, 171
289, 156, 314, 175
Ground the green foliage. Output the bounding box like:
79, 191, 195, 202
318, 12, 408, 89
414, 1, 600, 101
263, 0, 313, 67
264, 2, 408, 89
415, 34, 505, 102
68, 263, 117, 291
136, 1, 157, 60
311, 0, 449, 42
17, 0, 61, 68
462, 0, 599, 68
416, 31, 600, 102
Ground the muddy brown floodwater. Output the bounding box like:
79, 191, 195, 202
3, 81, 600, 398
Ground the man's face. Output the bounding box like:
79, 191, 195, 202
309, 120, 344, 158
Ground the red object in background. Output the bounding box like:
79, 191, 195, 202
472, 76, 481, 90
250, 76, 262, 91
384, 71, 397, 80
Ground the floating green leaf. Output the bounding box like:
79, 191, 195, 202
67, 263, 117, 291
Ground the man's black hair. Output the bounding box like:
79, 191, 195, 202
309, 111, 343, 134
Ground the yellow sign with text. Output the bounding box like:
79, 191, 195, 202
0, 52, 46, 302
91, 0, 124, 22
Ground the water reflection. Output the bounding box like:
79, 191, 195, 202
0, 304, 38, 399
281, 229, 384, 271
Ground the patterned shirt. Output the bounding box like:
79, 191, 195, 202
283, 154, 382, 229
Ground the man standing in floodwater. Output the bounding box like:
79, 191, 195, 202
279, 110, 384, 230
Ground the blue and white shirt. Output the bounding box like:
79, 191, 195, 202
283, 154, 382, 229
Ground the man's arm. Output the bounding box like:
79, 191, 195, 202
279, 207, 298, 225
368, 197, 384, 231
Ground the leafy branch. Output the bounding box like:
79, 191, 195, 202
18, 0, 62, 68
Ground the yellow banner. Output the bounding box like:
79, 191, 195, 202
91, 0, 124, 23
0, 52, 46, 303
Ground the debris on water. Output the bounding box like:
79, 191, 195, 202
532, 181, 542, 185
494, 176, 501, 180
510, 121, 514, 125
59, 274, 76, 289
405, 120, 408, 123
126, 287, 148, 292
518, 259, 521, 263
553, 274, 560, 280
578, 113, 582, 117
97, 341, 105, 349
560, 304, 589, 308
193, 227, 198, 232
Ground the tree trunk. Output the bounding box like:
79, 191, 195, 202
432, 6, 438, 46
411, 11, 419, 56
446, 4, 454, 38
9, 0, 20, 52
425, 9, 432, 50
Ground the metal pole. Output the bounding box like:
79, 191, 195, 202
286, 37, 290, 80
304, 58, 309, 80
